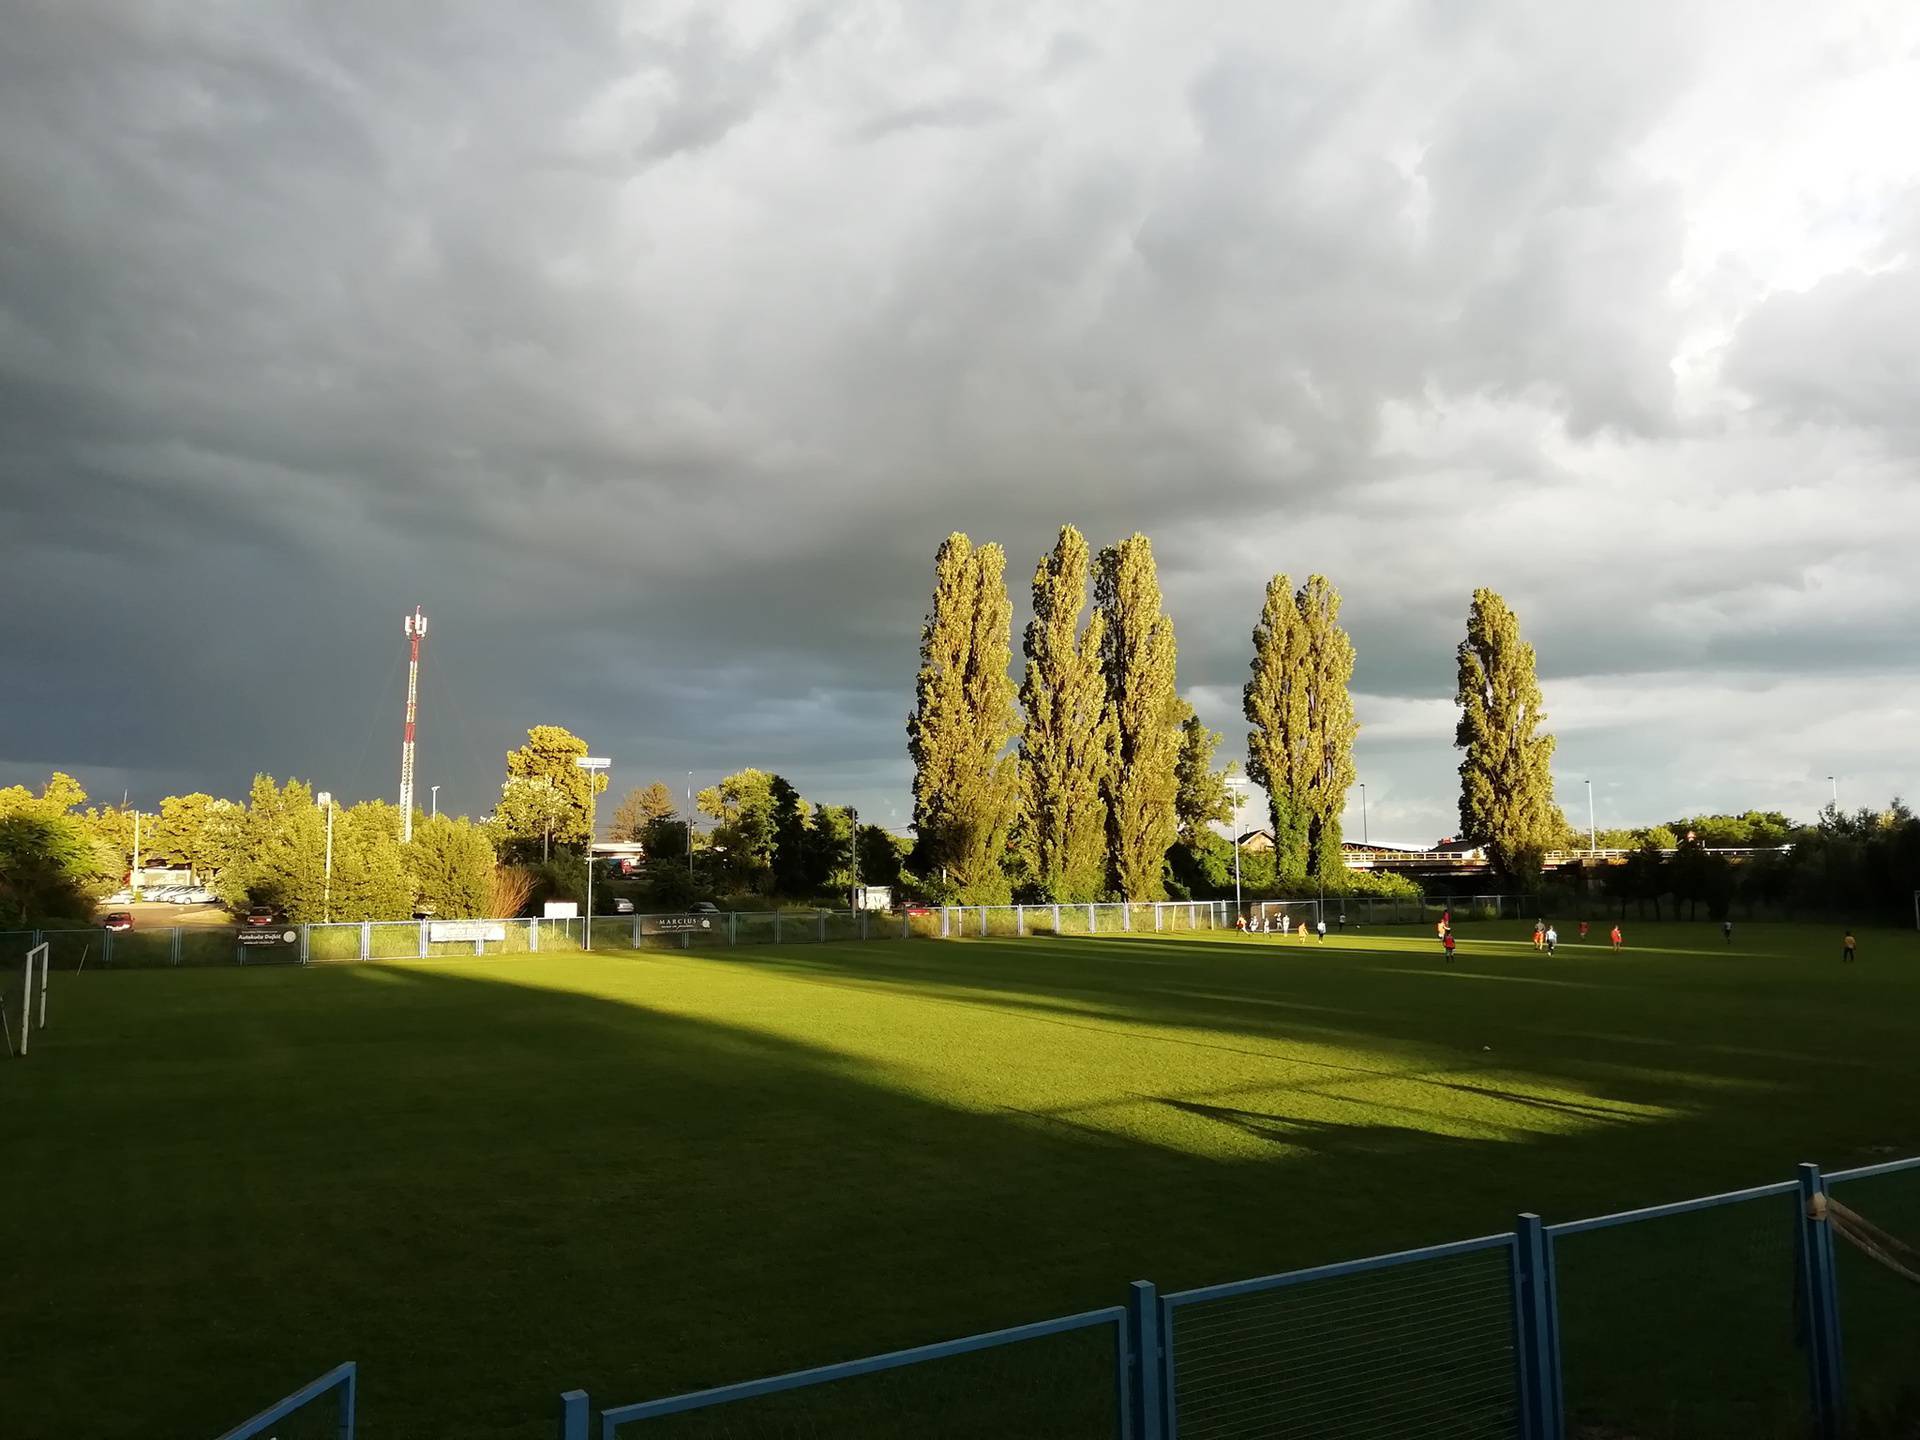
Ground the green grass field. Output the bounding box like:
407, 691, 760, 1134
5, 921, 1917, 1439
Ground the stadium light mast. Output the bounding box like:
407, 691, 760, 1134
1585, 779, 1596, 856
1359, 782, 1368, 846
399, 607, 428, 843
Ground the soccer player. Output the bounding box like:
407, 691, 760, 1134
1316, 918, 1326, 942
1610, 924, 1623, 952
1843, 929, 1856, 963
1545, 924, 1558, 956
1723, 919, 1733, 944
1298, 917, 1310, 943
1436, 917, 1448, 942
1443, 930, 1457, 963
1532, 919, 1545, 951
1235, 913, 1247, 933
1579, 920, 1590, 941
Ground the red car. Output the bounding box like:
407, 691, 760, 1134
245, 905, 283, 928
101, 912, 134, 932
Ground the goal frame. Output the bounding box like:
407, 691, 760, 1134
16, 942, 48, 1057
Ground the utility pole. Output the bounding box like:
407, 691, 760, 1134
1585, 779, 1597, 856
131, 806, 142, 895
686, 770, 695, 877
429, 784, 440, 819
849, 805, 860, 913
317, 791, 335, 923
1359, 783, 1368, 847
399, 607, 427, 843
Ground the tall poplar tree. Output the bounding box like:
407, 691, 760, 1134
1297, 575, 1358, 878
1095, 534, 1180, 900
1243, 574, 1311, 879
1173, 701, 1234, 845
907, 533, 1020, 903
1455, 588, 1560, 884
1244, 574, 1358, 880
1018, 525, 1115, 901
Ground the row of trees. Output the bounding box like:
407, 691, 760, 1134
0, 772, 500, 924
906, 527, 1397, 904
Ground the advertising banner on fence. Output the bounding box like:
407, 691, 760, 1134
643, 915, 716, 935
428, 921, 507, 944
237, 927, 298, 948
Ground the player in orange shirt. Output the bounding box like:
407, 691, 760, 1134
1610, 924, 1623, 952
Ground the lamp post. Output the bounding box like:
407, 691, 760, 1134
429, 784, 440, 819
576, 756, 611, 950
686, 771, 695, 878
316, 791, 335, 923
1585, 779, 1596, 856
848, 805, 860, 914
1225, 776, 1247, 917
1359, 782, 1369, 847
1828, 775, 1838, 809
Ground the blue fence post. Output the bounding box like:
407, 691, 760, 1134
1797, 1162, 1848, 1436
1127, 1281, 1165, 1440
1513, 1215, 1563, 1440
556, 1389, 588, 1440
338, 1362, 357, 1440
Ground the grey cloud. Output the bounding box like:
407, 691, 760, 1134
1, 1, 1913, 841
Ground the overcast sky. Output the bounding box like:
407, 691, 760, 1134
3, 2, 1916, 846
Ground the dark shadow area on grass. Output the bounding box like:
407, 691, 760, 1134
5, 945, 1916, 1440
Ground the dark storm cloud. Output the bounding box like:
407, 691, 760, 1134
2, 1, 1914, 841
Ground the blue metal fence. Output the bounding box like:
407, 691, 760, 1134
551, 1156, 1920, 1440
206, 1159, 1920, 1439
213, 1361, 355, 1440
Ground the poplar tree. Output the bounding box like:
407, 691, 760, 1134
1297, 575, 1358, 878
907, 533, 1020, 903
1455, 588, 1560, 884
1173, 702, 1233, 845
1095, 534, 1181, 900
1018, 525, 1114, 901
1243, 574, 1311, 879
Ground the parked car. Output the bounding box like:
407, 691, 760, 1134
245, 905, 283, 928
612, 897, 635, 915
101, 912, 134, 932
177, 888, 216, 905
103, 889, 134, 905
687, 901, 720, 915
157, 887, 190, 903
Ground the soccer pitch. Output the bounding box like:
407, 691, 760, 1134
5, 922, 1916, 1439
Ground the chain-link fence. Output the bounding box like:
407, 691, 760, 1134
1549, 1183, 1809, 1440
1162, 1236, 1520, 1440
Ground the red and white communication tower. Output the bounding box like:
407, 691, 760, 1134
399, 606, 428, 843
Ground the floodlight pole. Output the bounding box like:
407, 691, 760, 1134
317, 791, 335, 924
430, 784, 440, 818
575, 756, 612, 950
1828, 775, 1838, 808
1226, 777, 1247, 916
1359, 782, 1368, 846
1585, 779, 1596, 857
686, 771, 695, 878
849, 805, 860, 914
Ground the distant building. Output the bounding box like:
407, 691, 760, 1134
1237, 829, 1275, 852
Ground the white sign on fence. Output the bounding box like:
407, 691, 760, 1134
542, 902, 579, 919
428, 921, 507, 943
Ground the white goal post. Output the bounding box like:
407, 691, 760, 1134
12, 942, 49, 1057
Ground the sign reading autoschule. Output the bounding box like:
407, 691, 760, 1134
237, 927, 298, 947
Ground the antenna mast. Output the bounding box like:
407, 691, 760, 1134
400, 607, 427, 842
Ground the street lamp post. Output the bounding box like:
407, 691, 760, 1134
849, 806, 860, 914
1585, 779, 1596, 856
1359, 782, 1368, 847
686, 771, 695, 878
1225, 776, 1247, 917
316, 791, 335, 923
575, 756, 611, 950
429, 784, 440, 819
1828, 775, 1838, 809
